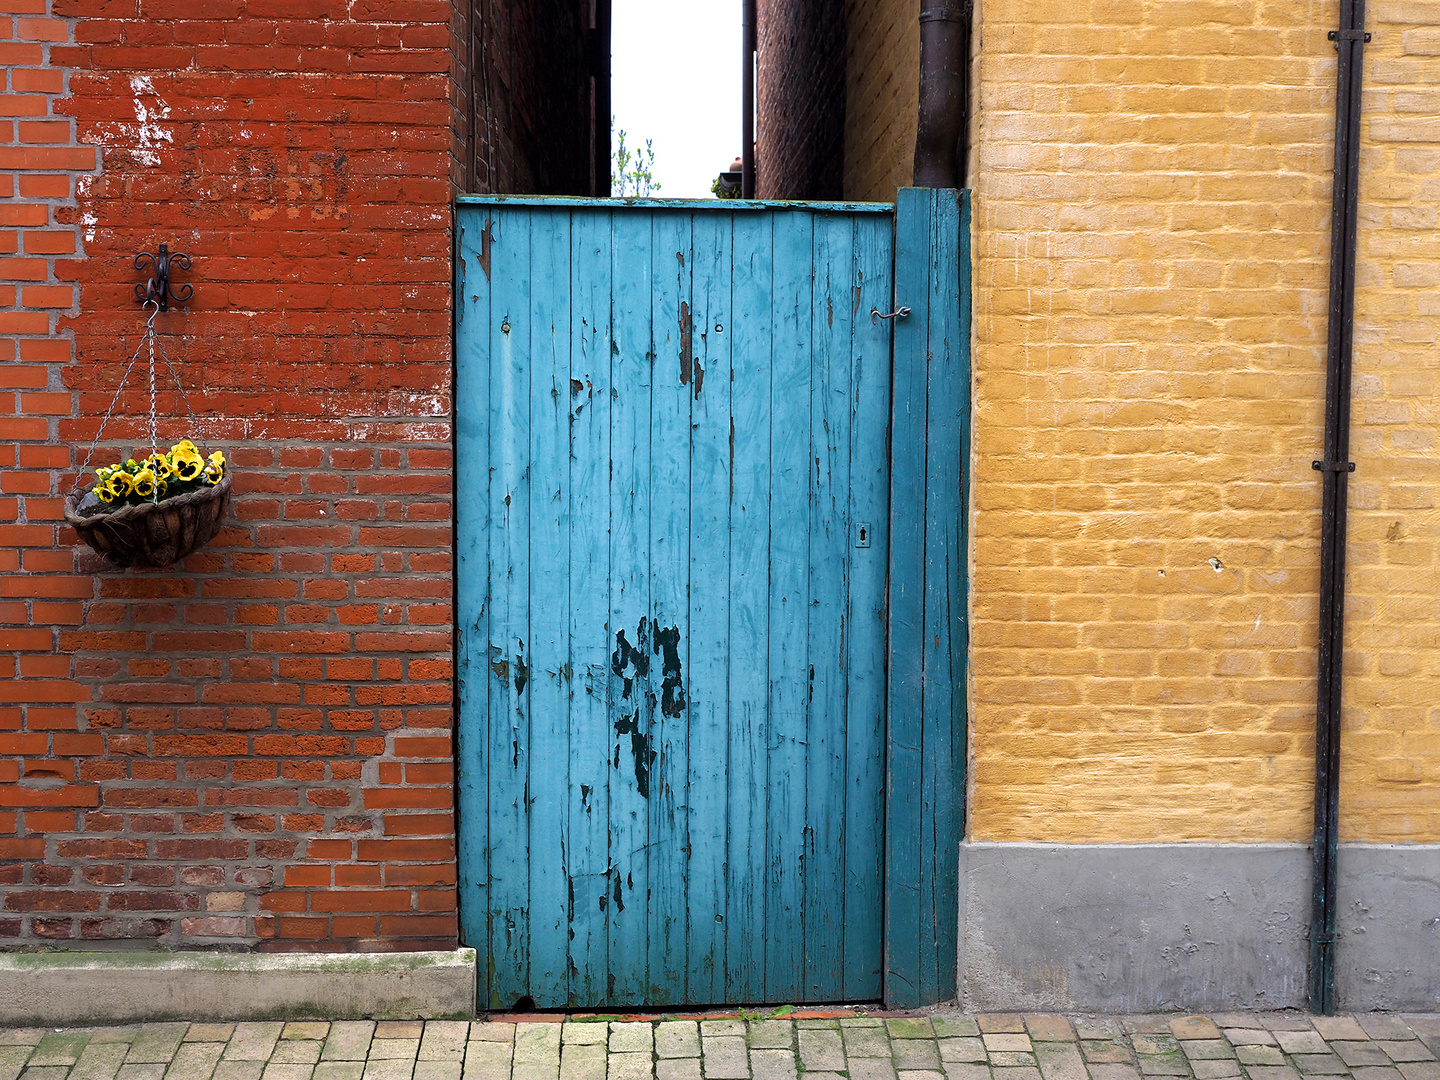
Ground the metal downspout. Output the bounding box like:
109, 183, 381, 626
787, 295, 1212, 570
913, 0, 971, 187
742, 0, 756, 198
1310, 0, 1368, 1017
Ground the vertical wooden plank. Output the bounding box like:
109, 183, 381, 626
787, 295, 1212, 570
646, 210, 693, 1003
724, 211, 773, 1004
920, 189, 966, 1004
843, 212, 893, 1001
567, 207, 613, 1006
957, 191, 973, 851
455, 206, 493, 991
885, 189, 931, 1009
526, 208, 572, 1005
803, 212, 854, 1000
685, 211, 733, 1004
486, 208, 533, 1007
764, 209, 814, 1002
606, 209, 654, 1005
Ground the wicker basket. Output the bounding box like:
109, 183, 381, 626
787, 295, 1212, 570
64, 473, 232, 569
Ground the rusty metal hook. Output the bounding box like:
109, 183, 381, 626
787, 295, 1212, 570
870, 305, 911, 323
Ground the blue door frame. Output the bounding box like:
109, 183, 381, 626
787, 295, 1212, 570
453, 189, 970, 1009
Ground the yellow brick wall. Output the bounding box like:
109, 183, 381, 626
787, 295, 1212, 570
1338, 1, 1440, 841
968, 0, 1340, 842
843, 0, 918, 200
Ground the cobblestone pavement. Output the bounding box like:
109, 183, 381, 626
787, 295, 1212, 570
2, 1013, 1438, 1080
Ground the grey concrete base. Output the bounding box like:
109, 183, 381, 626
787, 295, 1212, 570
0, 947, 476, 1024
959, 842, 1440, 1013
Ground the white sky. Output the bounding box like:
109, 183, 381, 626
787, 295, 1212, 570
611, 0, 742, 199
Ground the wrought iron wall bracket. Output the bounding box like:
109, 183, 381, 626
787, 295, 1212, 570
134, 244, 193, 311
1328, 29, 1371, 45
1312, 460, 1356, 473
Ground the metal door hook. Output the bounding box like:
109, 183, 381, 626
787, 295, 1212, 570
870, 306, 911, 323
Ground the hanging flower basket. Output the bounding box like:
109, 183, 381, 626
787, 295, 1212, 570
65, 441, 232, 569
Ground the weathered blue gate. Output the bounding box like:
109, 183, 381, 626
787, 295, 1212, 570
455, 192, 969, 1009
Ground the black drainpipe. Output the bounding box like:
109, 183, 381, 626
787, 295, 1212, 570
742, 0, 756, 198
914, 0, 971, 187
1310, 0, 1368, 1017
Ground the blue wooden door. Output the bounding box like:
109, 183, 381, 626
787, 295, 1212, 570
456, 197, 894, 1008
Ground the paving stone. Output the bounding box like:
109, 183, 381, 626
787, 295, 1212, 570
745, 1025, 791, 1051
894, 1042, 942, 1071
376, 1031, 424, 1045
261, 1065, 315, 1080
0, 1049, 33, 1080
164, 1042, 225, 1080
1224, 1036, 1277, 1049
844, 1027, 894, 1059
991, 1067, 1042, 1080
280, 1030, 328, 1046
985, 1039, 1033, 1055
851, 1060, 898, 1080
980, 1022, 1027, 1038
369, 1047, 418, 1064
129, 1027, 191, 1066
655, 1062, 700, 1080
361, 1061, 414, 1080
1183, 1044, 1234, 1062
1358, 1026, 1412, 1046
890, 1024, 937, 1042
804, 1074, 846, 1080
212, 1063, 264, 1080
270, 1045, 323, 1067
1192, 1063, 1241, 1079
22, 1068, 73, 1080
313, 1066, 364, 1080
700, 1036, 747, 1080
470, 1032, 515, 1048
1026, 1021, 1075, 1045
1210, 1027, 1257, 1039
1398, 1066, 1440, 1080
1131, 1039, 1179, 1058
1126, 1023, 1173, 1038
187, 1032, 235, 1048
1082, 1045, 1133, 1065
1076, 1026, 1120, 1044
798, 1030, 844, 1072
1244, 1069, 1301, 1080
561, 1031, 606, 1050
224, 1027, 286, 1064
1381, 1048, 1435, 1065
324, 1028, 376, 1064
796, 1023, 838, 1032
0, 1037, 44, 1051
1034, 1042, 1086, 1080
1274, 1035, 1328, 1057
939, 1041, 989, 1064
1258, 1021, 1313, 1035
1089, 1067, 1140, 1080
607, 1029, 650, 1057
1350, 1069, 1404, 1080
415, 1065, 462, 1080
419, 1028, 470, 1066
989, 1055, 1037, 1069
559, 1045, 606, 1080
513, 1027, 561, 1069
1335, 1048, 1391, 1069
33, 1032, 93, 1067
1238, 1059, 1296, 1077
84, 1035, 138, 1047
899, 1070, 947, 1080
747, 1049, 795, 1080
940, 1065, 988, 1080
72, 1041, 131, 1080
655, 1027, 699, 1060
1292, 1056, 1347, 1076
935, 1023, 983, 1041
1173, 1024, 1222, 1044
700, 1027, 745, 1041
1136, 1057, 1189, 1077
118, 1067, 168, 1080
1313, 1031, 1365, 1048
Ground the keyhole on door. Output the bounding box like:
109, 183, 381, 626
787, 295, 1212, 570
855, 522, 871, 548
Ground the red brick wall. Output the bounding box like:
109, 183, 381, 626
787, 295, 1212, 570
755, 0, 845, 199
1, 0, 460, 951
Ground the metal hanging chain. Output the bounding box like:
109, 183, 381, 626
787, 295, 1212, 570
71, 300, 211, 496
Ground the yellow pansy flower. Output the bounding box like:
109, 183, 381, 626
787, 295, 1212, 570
131, 468, 159, 499
103, 473, 133, 500
171, 451, 204, 481
204, 450, 226, 484
93, 482, 116, 504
